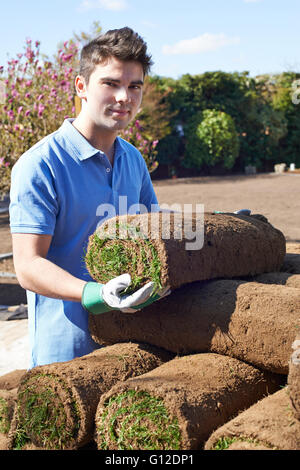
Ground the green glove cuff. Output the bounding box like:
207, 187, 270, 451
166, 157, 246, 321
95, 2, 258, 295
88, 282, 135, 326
81, 282, 113, 315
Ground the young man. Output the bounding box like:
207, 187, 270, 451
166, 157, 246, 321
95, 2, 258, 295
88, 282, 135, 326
9, 27, 166, 369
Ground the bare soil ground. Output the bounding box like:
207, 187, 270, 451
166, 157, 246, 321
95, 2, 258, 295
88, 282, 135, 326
0, 172, 299, 307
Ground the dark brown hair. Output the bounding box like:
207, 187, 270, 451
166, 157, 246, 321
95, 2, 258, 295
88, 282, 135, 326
79, 27, 153, 84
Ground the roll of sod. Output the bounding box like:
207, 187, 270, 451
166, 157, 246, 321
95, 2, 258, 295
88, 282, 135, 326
0, 388, 18, 450
251, 272, 300, 288
89, 280, 300, 375
85, 212, 285, 293
8, 342, 173, 450
288, 335, 300, 420
204, 387, 300, 450
94, 353, 282, 450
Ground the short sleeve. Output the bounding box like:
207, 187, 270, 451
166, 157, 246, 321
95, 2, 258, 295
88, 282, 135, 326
9, 152, 58, 235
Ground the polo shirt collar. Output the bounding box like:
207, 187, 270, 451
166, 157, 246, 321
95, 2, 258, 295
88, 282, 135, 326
60, 118, 126, 161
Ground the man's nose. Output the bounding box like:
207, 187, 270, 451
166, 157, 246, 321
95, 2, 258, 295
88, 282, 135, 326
115, 87, 130, 103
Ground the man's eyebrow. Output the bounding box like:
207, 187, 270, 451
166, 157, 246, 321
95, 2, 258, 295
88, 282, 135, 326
99, 77, 144, 85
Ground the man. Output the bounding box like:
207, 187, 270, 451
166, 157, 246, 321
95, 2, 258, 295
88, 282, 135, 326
9, 27, 165, 369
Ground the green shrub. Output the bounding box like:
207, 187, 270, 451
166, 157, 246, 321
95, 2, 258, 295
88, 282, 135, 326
184, 109, 240, 170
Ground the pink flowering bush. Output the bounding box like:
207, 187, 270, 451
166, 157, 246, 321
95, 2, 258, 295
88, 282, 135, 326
0, 38, 79, 193
120, 120, 159, 173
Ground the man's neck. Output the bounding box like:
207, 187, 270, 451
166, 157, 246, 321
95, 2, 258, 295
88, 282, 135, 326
72, 114, 117, 165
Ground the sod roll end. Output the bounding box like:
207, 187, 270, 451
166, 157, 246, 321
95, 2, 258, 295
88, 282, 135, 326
204, 388, 300, 451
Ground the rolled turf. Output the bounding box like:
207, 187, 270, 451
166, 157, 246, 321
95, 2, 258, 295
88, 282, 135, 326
204, 387, 300, 450
288, 334, 300, 420
0, 388, 18, 450
89, 279, 300, 375
8, 342, 173, 450
85, 212, 285, 293
94, 352, 282, 450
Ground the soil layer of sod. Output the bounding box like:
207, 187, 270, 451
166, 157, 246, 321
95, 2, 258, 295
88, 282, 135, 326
204, 387, 300, 450
85, 212, 286, 293
0, 370, 26, 450
0, 370, 26, 391
89, 279, 300, 375
288, 334, 300, 420
95, 352, 282, 450
8, 342, 173, 450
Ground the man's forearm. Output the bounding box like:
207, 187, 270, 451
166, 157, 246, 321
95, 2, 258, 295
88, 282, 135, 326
16, 256, 86, 302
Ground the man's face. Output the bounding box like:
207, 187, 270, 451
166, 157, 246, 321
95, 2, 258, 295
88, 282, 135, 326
77, 56, 144, 133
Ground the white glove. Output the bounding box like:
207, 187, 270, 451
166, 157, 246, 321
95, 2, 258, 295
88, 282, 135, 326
102, 273, 171, 313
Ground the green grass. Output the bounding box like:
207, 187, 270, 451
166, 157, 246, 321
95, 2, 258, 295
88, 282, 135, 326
97, 389, 181, 450
213, 436, 274, 450
85, 222, 162, 294
0, 397, 10, 434
12, 374, 80, 450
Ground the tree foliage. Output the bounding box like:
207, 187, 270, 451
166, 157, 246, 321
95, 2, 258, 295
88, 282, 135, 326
184, 109, 240, 170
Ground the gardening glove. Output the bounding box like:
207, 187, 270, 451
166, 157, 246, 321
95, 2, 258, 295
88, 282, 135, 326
214, 209, 251, 216
82, 273, 171, 315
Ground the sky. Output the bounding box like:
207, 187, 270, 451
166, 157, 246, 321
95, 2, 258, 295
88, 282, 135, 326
0, 0, 299, 79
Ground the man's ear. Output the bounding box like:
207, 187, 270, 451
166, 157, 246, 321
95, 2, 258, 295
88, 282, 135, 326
74, 75, 87, 100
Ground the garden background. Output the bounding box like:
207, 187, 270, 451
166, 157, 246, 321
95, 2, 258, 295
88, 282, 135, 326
1, 18, 300, 193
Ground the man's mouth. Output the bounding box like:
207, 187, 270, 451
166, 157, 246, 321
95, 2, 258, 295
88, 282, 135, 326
110, 108, 130, 115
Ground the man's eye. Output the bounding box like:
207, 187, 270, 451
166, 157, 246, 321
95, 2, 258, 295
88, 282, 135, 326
104, 82, 116, 87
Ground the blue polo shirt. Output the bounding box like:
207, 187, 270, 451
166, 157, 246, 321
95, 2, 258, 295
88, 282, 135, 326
9, 118, 159, 368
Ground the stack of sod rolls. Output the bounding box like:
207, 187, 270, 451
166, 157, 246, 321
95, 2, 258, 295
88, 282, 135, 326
0, 370, 26, 450
89, 279, 300, 375
94, 353, 282, 450
288, 334, 300, 420
8, 342, 173, 450
85, 211, 286, 293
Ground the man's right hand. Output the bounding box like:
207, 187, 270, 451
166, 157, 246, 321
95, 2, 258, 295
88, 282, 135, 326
81, 273, 170, 315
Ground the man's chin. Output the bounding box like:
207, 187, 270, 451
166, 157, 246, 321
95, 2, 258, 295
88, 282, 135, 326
110, 119, 131, 131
